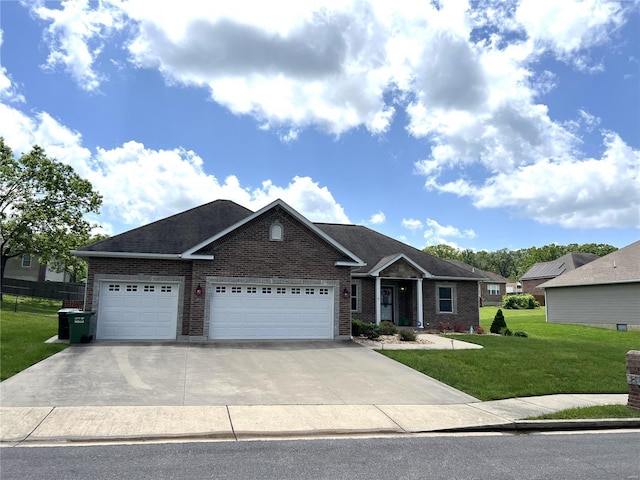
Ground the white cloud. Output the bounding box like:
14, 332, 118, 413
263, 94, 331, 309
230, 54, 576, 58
401, 218, 423, 232
369, 211, 385, 225
422, 218, 476, 247
18, 0, 639, 230
0, 101, 350, 231
30, 0, 125, 92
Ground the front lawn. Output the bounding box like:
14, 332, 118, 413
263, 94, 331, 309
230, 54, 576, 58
0, 295, 68, 381
380, 307, 639, 401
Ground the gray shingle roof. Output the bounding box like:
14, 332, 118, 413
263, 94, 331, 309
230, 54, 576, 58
79, 200, 252, 255
520, 252, 600, 280
540, 241, 640, 288
444, 259, 509, 283
315, 223, 484, 279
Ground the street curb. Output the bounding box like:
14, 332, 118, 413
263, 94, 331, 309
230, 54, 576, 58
438, 418, 640, 433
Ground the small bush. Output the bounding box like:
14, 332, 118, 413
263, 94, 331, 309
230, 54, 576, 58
474, 326, 486, 334
438, 322, 453, 333
379, 321, 398, 335
399, 330, 416, 341
453, 321, 467, 333
502, 294, 540, 309
514, 331, 529, 338
501, 328, 513, 336
490, 309, 507, 334
351, 319, 381, 339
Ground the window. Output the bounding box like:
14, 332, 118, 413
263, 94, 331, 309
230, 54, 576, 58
351, 282, 361, 312
108, 284, 120, 292
276, 287, 286, 294
437, 285, 455, 313
319, 288, 329, 295
247, 287, 257, 294
21, 254, 32, 267
305, 288, 315, 295
262, 287, 272, 294
161, 285, 172, 293
487, 284, 500, 296
231, 286, 242, 294
144, 285, 155, 293
126, 285, 138, 292
291, 288, 301, 295
215, 286, 226, 293
270, 221, 283, 241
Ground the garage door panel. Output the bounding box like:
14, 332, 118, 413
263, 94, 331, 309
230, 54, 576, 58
210, 283, 334, 340
97, 282, 179, 340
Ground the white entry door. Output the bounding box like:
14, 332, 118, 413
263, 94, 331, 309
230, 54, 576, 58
97, 282, 179, 340
209, 284, 334, 340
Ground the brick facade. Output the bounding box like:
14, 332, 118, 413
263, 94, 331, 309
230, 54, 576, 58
522, 278, 550, 295
628, 350, 640, 411
86, 209, 352, 339
352, 276, 480, 330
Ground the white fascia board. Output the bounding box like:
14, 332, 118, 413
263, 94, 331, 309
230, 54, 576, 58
432, 276, 485, 282
182, 198, 366, 266
541, 279, 640, 289
335, 261, 366, 267
368, 253, 432, 278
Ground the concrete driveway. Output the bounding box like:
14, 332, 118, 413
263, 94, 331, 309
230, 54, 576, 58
0, 341, 477, 407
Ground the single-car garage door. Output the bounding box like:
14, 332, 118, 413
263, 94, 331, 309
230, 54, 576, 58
97, 282, 179, 340
209, 284, 334, 339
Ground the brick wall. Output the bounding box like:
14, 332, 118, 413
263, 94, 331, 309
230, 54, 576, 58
522, 278, 550, 295
628, 350, 640, 411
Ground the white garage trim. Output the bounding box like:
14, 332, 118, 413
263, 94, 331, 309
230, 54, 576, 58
93, 275, 184, 340
205, 277, 339, 340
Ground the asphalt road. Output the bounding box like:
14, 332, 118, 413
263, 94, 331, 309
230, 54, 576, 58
2, 432, 639, 479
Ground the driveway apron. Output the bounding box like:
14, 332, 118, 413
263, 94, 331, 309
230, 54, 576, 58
0, 341, 477, 407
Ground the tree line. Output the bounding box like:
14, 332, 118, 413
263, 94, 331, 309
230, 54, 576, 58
422, 243, 618, 280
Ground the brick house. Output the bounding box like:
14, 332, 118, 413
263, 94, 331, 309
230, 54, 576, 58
74, 199, 484, 341
520, 252, 599, 295
443, 259, 509, 306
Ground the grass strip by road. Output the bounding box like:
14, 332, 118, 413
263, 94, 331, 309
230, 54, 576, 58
379, 307, 639, 401
527, 405, 640, 420
1, 295, 68, 381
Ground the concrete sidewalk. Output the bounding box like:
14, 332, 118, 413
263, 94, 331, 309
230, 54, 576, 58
1, 394, 636, 445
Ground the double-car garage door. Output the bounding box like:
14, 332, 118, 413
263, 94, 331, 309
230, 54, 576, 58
97, 281, 334, 340
209, 284, 334, 340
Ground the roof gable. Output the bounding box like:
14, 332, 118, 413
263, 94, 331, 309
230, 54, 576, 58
368, 254, 432, 278
184, 199, 365, 265
540, 241, 640, 288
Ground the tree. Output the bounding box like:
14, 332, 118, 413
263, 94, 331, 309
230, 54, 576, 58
422, 244, 462, 260
0, 138, 102, 290
490, 309, 507, 334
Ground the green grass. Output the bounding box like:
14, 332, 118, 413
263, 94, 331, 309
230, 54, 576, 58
528, 405, 640, 420
1, 295, 69, 381
380, 306, 640, 401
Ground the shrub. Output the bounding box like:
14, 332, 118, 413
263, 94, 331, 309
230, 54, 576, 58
501, 328, 513, 336
453, 321, 467, 333
351, 319, 381, 339
438, 322, 453, 333
490, 309, 507, 334
502, 294, 540, 309
514, 331, 529, 338
474, 326, 486, 335
379, 321, 398, 335
399, 330, 416, 341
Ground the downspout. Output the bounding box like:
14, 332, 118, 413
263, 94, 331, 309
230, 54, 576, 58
417, 278, 424, 328
375, 276, 381, 325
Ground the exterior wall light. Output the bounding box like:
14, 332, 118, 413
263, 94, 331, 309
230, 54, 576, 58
342, 287, 349, 298
195, 284, 203, 296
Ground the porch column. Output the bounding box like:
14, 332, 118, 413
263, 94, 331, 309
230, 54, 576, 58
375, 276, 381, 325
417, 278, 424, 328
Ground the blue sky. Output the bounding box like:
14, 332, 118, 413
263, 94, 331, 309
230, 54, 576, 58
1, 0, 638, 252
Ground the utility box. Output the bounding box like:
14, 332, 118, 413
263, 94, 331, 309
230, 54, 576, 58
68, 312, 94, 344
57, 308, 80, 340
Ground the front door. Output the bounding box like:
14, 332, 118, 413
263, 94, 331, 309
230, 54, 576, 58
381, 286, 394, 322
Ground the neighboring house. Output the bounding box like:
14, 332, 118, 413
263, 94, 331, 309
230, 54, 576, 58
520, 252, 600, 295
506, 282, 522, 294
540, 240, 640, 331
444, 259, 508, 306
3, 254, 71, 282
73, 199, 484, 341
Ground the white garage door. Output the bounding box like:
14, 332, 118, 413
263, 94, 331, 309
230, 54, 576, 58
97, 282, 179, 340
209, 284, 334, 339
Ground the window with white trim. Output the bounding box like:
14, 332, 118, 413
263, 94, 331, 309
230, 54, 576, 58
270, 221, 283, 241
437, 285, 456, 313
276, 287, 286, 294
22, 254, 32, 267
262, 287, 272, 294
487, 284, 500, 296
351, 281, 361, 313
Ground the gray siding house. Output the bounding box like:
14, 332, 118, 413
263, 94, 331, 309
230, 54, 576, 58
540, 241, 640, 331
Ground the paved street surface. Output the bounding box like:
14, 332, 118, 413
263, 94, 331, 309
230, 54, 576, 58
2, 433, 639, 480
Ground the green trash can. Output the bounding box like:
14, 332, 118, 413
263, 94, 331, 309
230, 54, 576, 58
68, 312, 94, 344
